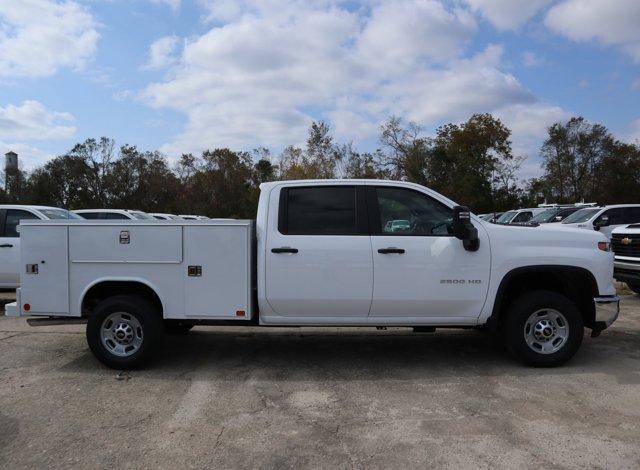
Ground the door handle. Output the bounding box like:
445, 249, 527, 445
0, 244, 13, 248
378, 247, 405, 254
271, 247, 299, 254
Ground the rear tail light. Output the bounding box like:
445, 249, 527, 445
598, 242, 610, 252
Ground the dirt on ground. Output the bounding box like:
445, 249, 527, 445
0, 293, 639, 469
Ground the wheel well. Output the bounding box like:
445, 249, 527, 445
81, 281, 163, 318
491, 266, 598, 329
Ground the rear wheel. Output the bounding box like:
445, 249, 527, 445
86, 295, 162, 369
626, 281, 640, 295
503, 290, 583, 367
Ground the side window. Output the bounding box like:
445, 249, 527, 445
280, 186, 358, 235
4, 209, 39, 237
373, 187, 452, 236
599, 208, 623, 225
513, 211, 533, 223
105, 213, 130, 220
622, 207, 640, 224
79, 212, 101, 220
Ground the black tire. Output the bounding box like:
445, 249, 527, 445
86, 295, 162, 370
164, 320, 195, 334
503, 290, 584, 367
626, 282, 640, 295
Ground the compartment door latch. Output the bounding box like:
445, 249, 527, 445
188, 265, 202, 277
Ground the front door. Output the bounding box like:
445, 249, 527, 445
367, 185, 490, 319
0, 209, 39, 287
265, 185, 373, 317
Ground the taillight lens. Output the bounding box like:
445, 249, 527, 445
598, 242, 610, 252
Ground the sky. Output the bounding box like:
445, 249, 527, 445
0, 0, 639, 179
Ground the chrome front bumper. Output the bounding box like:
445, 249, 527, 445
594, 296, 620, 328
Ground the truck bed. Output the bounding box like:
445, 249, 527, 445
17, 219, 255, 320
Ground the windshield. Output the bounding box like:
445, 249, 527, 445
530, 208, 559, 223
562, 208, 600, 224
496, 211, 517, 224
39, 208, 82, 219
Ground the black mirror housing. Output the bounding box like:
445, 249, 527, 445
453, 206, 479, 251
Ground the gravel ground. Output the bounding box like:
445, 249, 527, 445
0, 293, 639, 469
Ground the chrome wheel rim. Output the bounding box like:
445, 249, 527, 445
100, 312, 143, 357
523, 308, 569, 355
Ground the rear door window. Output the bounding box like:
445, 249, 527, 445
105, 212, 130, 220
622, 207, 640, 224
279, 186, 360, 235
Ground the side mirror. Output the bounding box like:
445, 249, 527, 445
453, 206, 479, 251
594, 215, 609, 230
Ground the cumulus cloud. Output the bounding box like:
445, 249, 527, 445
0, 100, 76, 141
0, 0, 99, 78
545, 0, 640, 61
148, 0, 181, 10
146, 35, 181, 70
464, 0, 552, 30
141, 0, 568, 169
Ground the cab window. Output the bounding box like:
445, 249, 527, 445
279, 186, 362, 235
3, 209, 39, 237
371, 187, 452, 236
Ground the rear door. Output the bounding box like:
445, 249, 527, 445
0, 209, 40, 286
265, 185, 373, 317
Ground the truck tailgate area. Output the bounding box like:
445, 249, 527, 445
18, 220, 254, 320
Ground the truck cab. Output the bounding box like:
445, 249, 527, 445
6, 180, 620, 369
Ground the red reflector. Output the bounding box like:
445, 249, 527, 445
235, 310, 245, 317
23, 303, 31, 312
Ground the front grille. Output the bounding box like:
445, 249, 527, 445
612, 233, 640, 258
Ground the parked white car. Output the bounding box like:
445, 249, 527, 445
8, 180, 619, 370
558, 205, 640, 239
0, 205, 81, 288
150, 213, 182, 220
179, 215, 210, 220
495, 208, 547, 225
74, 209, 154, 220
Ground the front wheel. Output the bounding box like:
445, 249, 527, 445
86, 295, 163, 369
503, 290, 584, 367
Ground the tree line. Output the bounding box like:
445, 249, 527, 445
1, 114, 638, 218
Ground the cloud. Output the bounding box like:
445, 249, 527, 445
146, 35, 181, 70
628, 118, 640, 143
545, 0, 640, 61
521, 51, 543, 67
0, 141, 53, 169
143, 1, 558, 159
148, 0, 181, 10
0, 0, 99, 78
0, 100, 76, 141
464, 0, 552, 30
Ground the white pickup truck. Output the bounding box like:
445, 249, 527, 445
6, 180, 620, 369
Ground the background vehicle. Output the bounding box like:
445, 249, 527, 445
8, 180, 618, 369
179, 215, 210, 220
560, 205, 640, 239
611, 224, 640, 295
0, 205, 81, 288
478, 212, 503, 223
150, 213, 182, 220
495, 208, 547, 225
526, 206, 582, 224
384, 219, 411, 232
74, 209, 154, 220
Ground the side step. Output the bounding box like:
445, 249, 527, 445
27, 317, 87, 327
